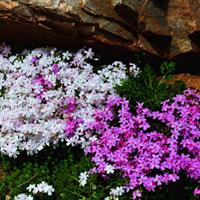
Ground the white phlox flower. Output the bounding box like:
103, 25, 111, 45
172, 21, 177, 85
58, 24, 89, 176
14, 194, 34, 200
79, 171, 89, 187
27, 181, 55, 196
105, 164, 115, 174
110, 186, 125, 197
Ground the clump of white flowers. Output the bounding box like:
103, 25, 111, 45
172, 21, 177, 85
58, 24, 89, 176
14, 194, 33, 200
0, 43, 139, 157
104, 186, 125, 200
110, 186, 125, 197
27, 181, 55, 196
79, 171, 89, 187
14, 181, 55, 199
129, 63, 140, 77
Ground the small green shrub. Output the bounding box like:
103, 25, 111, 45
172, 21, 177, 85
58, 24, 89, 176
115, 61, 186, 111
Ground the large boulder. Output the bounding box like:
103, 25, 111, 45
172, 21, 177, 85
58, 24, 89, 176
0, 0, 200, 59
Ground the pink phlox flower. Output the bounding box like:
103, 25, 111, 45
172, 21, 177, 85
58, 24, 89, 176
64, 116, 83, 137
63, 97, 76, 113
52, 63, 59, 75
194, 187, 200, 195
132, 190, 142, 200
31, 57, 38, 64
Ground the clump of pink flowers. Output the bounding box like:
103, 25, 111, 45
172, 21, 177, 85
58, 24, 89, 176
85, 89, 200, 199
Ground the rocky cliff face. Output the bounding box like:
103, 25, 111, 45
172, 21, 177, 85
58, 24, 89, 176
0, 0, 200, 59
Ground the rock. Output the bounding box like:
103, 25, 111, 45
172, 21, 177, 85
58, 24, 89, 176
172, 73, 200, 90
0, 0, 200, 59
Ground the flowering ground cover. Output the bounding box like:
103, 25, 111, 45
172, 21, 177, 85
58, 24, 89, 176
0, 43, 199, 200
0, 42, 131, 157
85, 89, 200, 199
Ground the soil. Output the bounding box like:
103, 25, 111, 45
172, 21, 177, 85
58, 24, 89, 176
0, 167, 5, 181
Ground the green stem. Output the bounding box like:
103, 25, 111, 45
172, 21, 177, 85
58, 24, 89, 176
72, 191, 86, 199
9, 174, 38, 195
156, 74, 169, 89
68, 174, 79, 182
154, 93, 159, 106
148, 73, 153, 90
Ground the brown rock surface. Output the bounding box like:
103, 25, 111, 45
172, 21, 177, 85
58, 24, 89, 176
172, 73, 200, 90
0, 0, 200, 59
0, 167, 4, 182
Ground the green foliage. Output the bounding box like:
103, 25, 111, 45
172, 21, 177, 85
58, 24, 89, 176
0, 144, 120, 200
143, 173, 198, 200
1, 150, 196, 200
115, 61, 186, 111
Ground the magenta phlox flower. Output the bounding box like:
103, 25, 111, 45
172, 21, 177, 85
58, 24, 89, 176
32, 75, 53, 90
194, 187, 200, 195
63, 97, 76, 113
52, 63, 59, 75
32, 75, 54, 101
85, 89, 200, 199
62, 97, 84, 137
31, 57, 38, 65
64, 116, 83, 137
